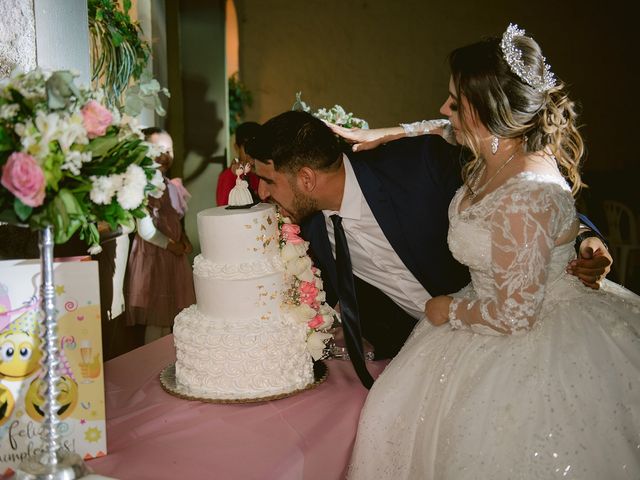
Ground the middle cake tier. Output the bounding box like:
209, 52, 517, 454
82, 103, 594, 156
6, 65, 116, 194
193, 253, 285, 320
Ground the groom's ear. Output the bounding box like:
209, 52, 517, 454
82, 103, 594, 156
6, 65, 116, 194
298, 166, 317, 193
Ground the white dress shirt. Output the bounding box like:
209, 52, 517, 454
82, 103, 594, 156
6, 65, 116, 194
322, 155, 431, 319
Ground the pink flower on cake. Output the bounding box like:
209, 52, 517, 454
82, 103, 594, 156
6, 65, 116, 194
1, 152, 46, 207
299, 281, 319, 307
81, 100, 113, 138
281, 223, 304, 244
277, 209, 338, 360
308, 314, 324, 329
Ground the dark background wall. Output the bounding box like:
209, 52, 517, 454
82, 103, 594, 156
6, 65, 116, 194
231, 0, 638, 287
235, 0, 635, 170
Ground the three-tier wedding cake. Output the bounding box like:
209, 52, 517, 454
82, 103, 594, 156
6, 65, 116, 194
173, 203, 330, 400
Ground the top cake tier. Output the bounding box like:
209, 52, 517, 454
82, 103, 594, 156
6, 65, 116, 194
197, 203, 280, 265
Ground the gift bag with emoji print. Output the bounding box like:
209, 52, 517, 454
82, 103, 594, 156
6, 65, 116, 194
0, 258, 106, 474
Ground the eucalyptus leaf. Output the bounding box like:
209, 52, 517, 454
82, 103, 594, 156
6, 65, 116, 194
46, 71, 82, 110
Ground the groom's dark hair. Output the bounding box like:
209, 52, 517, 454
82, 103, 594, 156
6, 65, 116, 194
246, 110, 342, 173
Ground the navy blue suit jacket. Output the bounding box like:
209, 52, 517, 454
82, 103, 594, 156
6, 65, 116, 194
301, 135, 471, 312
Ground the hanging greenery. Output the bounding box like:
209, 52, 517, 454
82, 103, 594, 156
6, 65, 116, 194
228, 73, 253, 135
88, 0, 151, 108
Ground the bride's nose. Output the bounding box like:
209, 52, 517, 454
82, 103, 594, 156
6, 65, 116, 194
440, 98, 451, 117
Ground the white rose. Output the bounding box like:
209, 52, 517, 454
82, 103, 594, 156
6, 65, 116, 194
320, 304, 339, 327
315, 290, 326, 304
290, 303, 317, 324
281, 242, 308, 262
285, 256, 314, 282
307, 331, 333, 361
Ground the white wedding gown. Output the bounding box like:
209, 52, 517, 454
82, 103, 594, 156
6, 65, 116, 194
348, 172, 640, 479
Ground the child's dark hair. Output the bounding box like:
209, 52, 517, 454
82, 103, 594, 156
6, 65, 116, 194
141, 126, 167, 139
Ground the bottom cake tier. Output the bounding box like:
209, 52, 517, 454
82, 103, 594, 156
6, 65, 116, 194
173, 305, 314, 399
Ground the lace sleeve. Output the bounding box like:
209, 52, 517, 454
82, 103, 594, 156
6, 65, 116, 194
400, 119, 450, 137
448, 182, 570, 334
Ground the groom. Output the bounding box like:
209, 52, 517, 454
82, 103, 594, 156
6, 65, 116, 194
248, 110, 610, 387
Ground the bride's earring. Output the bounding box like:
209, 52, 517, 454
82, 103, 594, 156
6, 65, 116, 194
491, 136, 499, 155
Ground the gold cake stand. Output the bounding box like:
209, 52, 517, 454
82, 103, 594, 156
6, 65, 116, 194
160, 360, 328, 404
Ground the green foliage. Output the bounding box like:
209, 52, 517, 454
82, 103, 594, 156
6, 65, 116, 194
228, 73, 253, 135
0, 69, 164, 250
88, 0, 151, 107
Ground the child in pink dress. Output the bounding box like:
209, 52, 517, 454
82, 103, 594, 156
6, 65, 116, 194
125, 128, 196, 343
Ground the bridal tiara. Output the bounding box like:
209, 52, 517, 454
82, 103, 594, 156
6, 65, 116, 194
500, 23, 556, 93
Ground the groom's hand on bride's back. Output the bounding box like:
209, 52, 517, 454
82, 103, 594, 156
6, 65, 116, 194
566, 236, 612, 289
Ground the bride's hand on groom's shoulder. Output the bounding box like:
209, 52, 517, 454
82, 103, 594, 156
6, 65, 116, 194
326, 123, 403, 152
425, 296, 453, 326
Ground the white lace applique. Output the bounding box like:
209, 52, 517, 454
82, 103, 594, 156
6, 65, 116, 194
400, 119, 450, 136
448, 173, 577, 334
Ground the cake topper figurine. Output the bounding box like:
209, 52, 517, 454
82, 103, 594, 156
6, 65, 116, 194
227, 161, 255, 208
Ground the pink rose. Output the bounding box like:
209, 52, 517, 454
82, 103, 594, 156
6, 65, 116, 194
281, 223, 304, 244
307, 314, 324, 329
299, 281, 319, 306
81, 100, 113, 138
1, 152, 46, 207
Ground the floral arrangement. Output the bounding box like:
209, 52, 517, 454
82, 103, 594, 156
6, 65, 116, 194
292, 92, 369, 129
0, 69, 165, 252
277, 212, 336, 360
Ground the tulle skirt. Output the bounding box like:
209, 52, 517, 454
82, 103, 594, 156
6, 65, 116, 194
348, 278, 640, 479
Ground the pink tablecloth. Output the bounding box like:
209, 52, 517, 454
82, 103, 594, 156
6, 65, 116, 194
87, 335, 387, 480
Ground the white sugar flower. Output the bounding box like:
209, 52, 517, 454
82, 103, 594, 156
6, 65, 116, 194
290, 303, 317, 323
285, 256, 314, 282
90, 174, 122, 205
281, 241, 309, 262
315, 290, 326, 304
318, 303, 337, 329
307, 331, 333, 361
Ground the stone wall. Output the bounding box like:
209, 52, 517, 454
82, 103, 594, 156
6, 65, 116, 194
0, 0, 36, 77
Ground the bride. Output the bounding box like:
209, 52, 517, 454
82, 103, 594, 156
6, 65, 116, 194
341, 24, 640, 479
